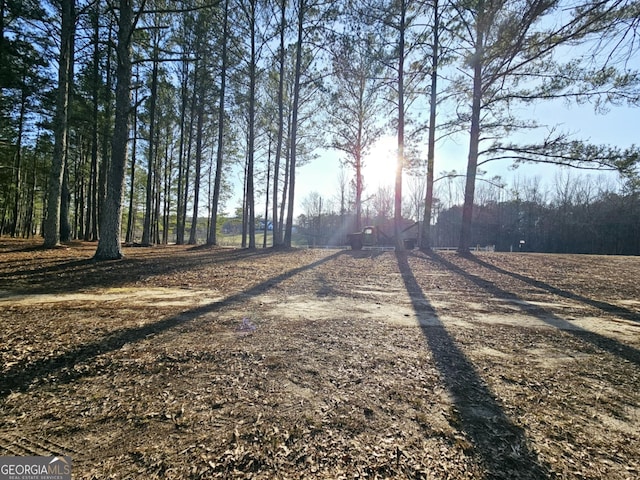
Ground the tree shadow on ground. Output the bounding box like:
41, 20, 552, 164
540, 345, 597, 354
467, 254, 640, 323
0, 250, 344, 399
0, 246, 291, 295
430, 252, 640, 368
395, 252, 552, 480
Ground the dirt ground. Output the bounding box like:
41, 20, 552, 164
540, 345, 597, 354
0, 238, 639, 479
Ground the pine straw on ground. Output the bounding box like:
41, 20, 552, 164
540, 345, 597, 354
0, 238, 639, 479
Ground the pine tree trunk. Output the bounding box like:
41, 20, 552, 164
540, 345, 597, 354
85, 5, 100, 242
263, 138, 271, 249
272, 0, 286, 247
125, 72, 138, 244
98, 17, 115, 242
188, 100, 204, 245
355, 152, 362, 232
94, 0, 133, 260
60, 15, 75, 242
421, 0, 439, 251
394, 1, 406, 251
43, 0, 74, 248
208, 0, 229, 246
141, 49, 159, 246
154, 154, 161, 244
10, 80, 27, 237
76, 146, 84, 239
278, 111, 292, 243
284, 0, 305, 247
241, 157, 248, 248
25, 149, 38, 238
60, 162, 71, 241
247, 1, 257, 249
459, 20, 484, 254
179, 68, 197, 243
162, 132, 172, 244
175, 60, 189, 244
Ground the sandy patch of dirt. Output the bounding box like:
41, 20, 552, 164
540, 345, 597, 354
0, 239, 639, 479
0, 287, 223, 308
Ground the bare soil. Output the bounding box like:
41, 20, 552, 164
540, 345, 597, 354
0, 238, 639, 479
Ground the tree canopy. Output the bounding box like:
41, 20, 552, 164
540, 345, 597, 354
0, 0, 637, 255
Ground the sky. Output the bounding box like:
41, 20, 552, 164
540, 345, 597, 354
221, 9, 640, 223
223, 98, 636, 220
292, 99, 638, 217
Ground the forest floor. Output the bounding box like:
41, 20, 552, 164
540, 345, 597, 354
0, 238, 639, 479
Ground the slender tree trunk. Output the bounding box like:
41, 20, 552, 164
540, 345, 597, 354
188, 99, 204, 245
180, 66, 198, 242
0, 201, 7, 235
85, 143, 96, 241
208, 0, 229, 246
206, 149, 212, 242
263, 137, 271, 248
247, 0, 257, 249
10, 78, 27, 237
394, 1, 406, 251
25, 145, 38, 238
142, 48, 159, 245
75, 142, 84, 239
60, 14, 75, 243
23, 133, 40, 238
10, 157, 20, 236
85, 4, 100, 241
421, 0, 439, 251
284, 0, 305, 247
355, 149, 362, 232
44, 0, 74, 247
60, 162, 71, 241
162, 130, 171, 244
339, 168, 346, 240
125, 70, 138, 243
241, 155, 248, 248
176, 59, 188, 244
278, 111, 292, 241
459, 17, 484, 254
272, 0, 286, 247
98, 17, 115, 241
94, 0, 133, 260
154, 147, 161, 244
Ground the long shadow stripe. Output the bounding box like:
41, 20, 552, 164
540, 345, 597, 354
431, 252, 640, 368
396, 252, 551, 479
468, 255, 640, 323
0, 247, 271, 295
0, 250, 344, 398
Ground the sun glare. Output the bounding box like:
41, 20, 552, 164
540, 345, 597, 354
362, 135, 397, 190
